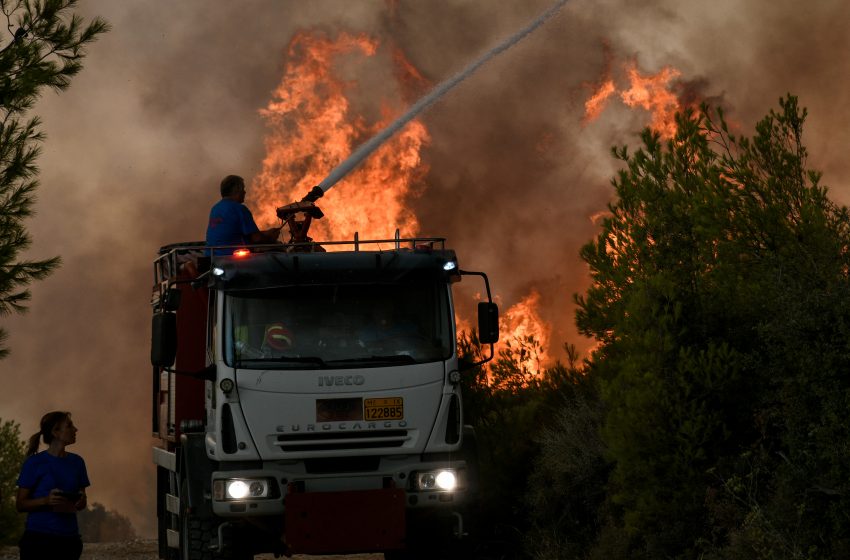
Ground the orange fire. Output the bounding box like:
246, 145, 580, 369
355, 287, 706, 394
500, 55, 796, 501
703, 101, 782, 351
495, 290, 551, 375
584, 56, 686, 139
250, 31, 430, 242
620, 62, 681, 138
583, 79, 616, 124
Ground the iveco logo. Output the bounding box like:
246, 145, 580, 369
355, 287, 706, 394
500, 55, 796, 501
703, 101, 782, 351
318, 375, 365, 387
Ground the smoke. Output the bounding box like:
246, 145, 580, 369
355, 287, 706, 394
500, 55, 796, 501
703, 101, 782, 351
2, 0, 849, 538
317, 0, 568, 193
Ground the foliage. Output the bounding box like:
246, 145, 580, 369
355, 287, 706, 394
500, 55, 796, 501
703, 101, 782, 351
78, 501, 137, 542
523, 358, 610, 560
573, 96, 850, 558
0, 418, 25, 545
458, 332, 587, 557
0, 0, 108, 358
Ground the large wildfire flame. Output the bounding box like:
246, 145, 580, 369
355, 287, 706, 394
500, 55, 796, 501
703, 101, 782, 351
496, 290, 552, 374
250, 31, 430, 241
250, 29, 555, 379
584, 57, 686, 139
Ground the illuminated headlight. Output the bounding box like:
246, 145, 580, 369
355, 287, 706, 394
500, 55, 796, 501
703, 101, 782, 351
212, 267, 225, 277
213, 478, 271, 501
413, 469, 458, 491
443, 261, 457, 271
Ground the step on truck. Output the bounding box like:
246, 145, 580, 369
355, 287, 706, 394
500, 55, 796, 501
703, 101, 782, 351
150, 195, 499, 559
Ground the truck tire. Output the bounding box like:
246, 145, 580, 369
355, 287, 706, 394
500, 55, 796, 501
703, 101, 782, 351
180, 480, 253, 560
181, 514, 218, 560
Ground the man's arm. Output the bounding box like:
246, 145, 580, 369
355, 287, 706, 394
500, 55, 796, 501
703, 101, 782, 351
239, 205, 281, 244
247, 226, 282, 244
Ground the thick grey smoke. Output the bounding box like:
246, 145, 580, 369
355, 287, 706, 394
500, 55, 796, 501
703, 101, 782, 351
318, 0, 568, 193
2, 0, 849, 537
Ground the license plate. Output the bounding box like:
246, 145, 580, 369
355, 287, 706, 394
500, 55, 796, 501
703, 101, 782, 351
364, 397, 404, 420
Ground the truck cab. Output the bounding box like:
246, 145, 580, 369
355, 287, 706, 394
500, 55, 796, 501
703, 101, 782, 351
150, 235, 498, 559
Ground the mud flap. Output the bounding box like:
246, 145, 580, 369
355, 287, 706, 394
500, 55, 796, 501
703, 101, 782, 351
284, 488, 406, 554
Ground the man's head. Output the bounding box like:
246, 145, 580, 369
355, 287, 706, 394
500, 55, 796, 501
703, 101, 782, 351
221, 174, 246, 203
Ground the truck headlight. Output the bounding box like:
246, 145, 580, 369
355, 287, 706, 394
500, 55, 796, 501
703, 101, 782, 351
412, 469, 458, 491
213, 478, 271, 500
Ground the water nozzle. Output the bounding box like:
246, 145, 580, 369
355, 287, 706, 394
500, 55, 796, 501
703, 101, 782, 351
302, 186, 324, 203
276, 186, 325, 221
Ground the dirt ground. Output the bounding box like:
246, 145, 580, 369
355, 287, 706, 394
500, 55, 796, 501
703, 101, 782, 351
0, 539, 382, 560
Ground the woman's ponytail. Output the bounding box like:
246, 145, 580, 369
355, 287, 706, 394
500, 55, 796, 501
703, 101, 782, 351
25, 431, 41, 457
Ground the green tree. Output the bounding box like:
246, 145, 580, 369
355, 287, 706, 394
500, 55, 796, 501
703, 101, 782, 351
78, 502, 137, 542
0, 0, 108, 358
575, 97, 850, 558
523, 349, 610, 560
458, 331, 582, 557
0, 418, 25, 545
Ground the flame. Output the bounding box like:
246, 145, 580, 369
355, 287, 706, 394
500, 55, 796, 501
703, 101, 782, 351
250, 31, 430, 241
495, 290, 551, 375
620, 62, 681, 139
583, 79, 616, 124
455, 316, 474, 340
391, 45, 430, 103
583, 56, 689, 139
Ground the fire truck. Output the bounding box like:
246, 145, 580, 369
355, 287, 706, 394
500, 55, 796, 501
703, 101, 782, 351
150, 192, 499, 559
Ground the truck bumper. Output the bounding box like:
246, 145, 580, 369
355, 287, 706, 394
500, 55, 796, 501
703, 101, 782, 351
210, 456, 471, 518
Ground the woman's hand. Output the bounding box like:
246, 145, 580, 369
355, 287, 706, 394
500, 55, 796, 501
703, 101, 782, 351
16, 487, 87, 512
75, 491, 87, 511
49, 488, 78, 513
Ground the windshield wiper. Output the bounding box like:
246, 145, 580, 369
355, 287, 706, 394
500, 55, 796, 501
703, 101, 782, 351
326, 355, 417, 366
237, 356, 327, 368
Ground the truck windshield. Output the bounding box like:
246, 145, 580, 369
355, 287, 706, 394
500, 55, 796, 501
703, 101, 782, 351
224, 283, 454, 369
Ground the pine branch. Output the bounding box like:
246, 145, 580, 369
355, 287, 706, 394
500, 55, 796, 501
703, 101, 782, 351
0, 0, 107, 359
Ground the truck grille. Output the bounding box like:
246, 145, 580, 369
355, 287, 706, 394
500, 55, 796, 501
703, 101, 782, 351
274, 430, 410, 452
304, 456, 381, 474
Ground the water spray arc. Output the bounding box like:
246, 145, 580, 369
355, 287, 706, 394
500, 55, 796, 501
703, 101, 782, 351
276, 0, 568, 242
316, 0, 569, 195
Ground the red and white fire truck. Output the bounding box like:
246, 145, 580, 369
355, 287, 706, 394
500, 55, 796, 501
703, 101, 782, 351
150, 194, 498, 559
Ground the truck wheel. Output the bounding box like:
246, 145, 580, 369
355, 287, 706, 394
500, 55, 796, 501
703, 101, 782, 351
179, 480, 253, 560
181, 513, 217, 560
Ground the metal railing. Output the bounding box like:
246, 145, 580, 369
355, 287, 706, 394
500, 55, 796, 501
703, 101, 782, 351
153, 234, 448, 284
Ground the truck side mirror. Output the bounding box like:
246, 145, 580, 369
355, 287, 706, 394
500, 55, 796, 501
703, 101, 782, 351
151, 312, 177, 367
477, 302, 499, 344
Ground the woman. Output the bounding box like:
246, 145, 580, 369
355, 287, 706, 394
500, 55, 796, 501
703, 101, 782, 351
15, 411, 90, 560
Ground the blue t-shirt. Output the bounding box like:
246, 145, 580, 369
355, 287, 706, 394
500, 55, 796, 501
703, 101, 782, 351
17, 451, 90, 536
206, 199, 260, 255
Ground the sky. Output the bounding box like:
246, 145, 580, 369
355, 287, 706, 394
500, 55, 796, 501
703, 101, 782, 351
2, 0, 850, 537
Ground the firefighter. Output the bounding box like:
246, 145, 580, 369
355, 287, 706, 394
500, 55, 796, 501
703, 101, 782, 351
206, 174, 282, 255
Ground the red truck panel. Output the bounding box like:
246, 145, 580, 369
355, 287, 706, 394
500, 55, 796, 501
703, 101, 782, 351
172, 282, 208, 438
284, 488, 406, 554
